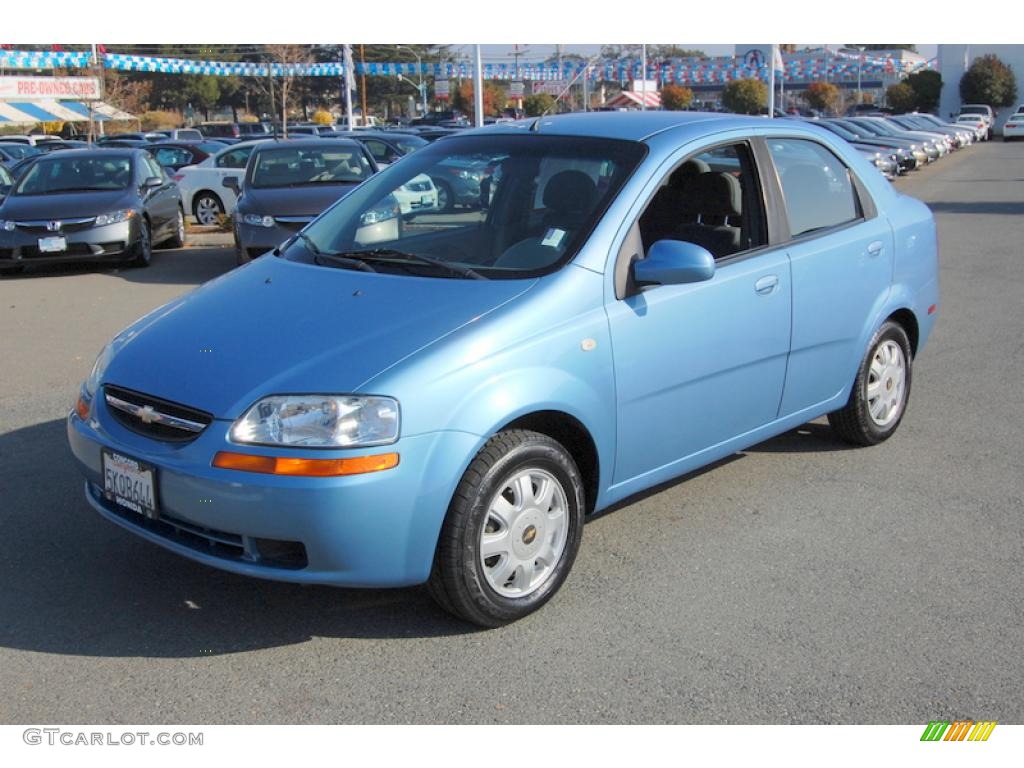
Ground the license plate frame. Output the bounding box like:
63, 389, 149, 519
38, 236, 68, 253
101, 449, 159, 520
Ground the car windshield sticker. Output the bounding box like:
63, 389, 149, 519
541, 228, 566, 248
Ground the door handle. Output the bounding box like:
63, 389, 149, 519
755, 275, 779, 295
867, 241, 884, 257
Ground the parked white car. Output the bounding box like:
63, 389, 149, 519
1003, 110, 1024, 141
172, 142, 266, 225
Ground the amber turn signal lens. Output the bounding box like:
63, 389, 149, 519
75, 395, 91, 421
212, 451, 399, 477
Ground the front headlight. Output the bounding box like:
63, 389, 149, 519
243, 214, 275, 228
94, 209, 135, 227
0, 220, 15, 232
230, 395, 400, 448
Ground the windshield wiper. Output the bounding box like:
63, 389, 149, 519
336, 248, 487, 280
284, 230, 372, 272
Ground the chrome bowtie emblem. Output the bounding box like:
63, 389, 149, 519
47, 220, 62, 232
138, 405, 157, 424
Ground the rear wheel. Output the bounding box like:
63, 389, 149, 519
193, 192, 224, 226
428, 430, 585, 627
162, 206, 186, 249
828, 321, 913, 446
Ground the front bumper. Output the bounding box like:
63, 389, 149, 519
0, 219, 137, 267
235, 220, 294, 262
67, 393, 481, 587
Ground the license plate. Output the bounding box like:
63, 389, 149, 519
102, 450, 158, 519
38, 236, 68, 253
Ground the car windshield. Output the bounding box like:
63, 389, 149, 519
249, 146, 372, 188
0, 143, 41, 159
285, 133, 646, 280
393, 135, 428, 154
14, 155, 132, 195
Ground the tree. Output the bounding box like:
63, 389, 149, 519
722, 78, 767, 115
885, 82, 917, 113
660, 84, 693, 111
804, 81, 841, 114
522, 93, 555, 116
905, 70, 942, 113
451, 80, 506, 117
960, 54, 1018, 108
264, 44, 314, 134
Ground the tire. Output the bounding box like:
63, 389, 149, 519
161, 206, 186, 249
0, 265, 24, 277
128, 219, 153, 268
193, 192, 224, 226
428, 429, 585, 627
434, 180, 454, 213
828, 320, 913, 446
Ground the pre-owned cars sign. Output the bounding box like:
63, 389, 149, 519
0, 76, 101, 100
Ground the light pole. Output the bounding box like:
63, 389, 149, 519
396, 45, 427, 115
856, 46, 865, 106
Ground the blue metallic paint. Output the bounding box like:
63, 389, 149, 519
69, 112, 939, 589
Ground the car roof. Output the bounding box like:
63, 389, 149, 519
250, 137, 362, 150
469, 111, 774, 142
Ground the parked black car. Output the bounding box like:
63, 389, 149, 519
0, 149, 185, 275
329, 131, 429, 166
230, 138, 376, 263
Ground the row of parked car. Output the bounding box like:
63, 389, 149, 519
796, 110, 989, 181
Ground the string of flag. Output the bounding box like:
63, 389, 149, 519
0, 48, 936, 82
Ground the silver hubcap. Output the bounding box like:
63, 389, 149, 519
176, 210, 185, 241
195, 197, 220, 225
867, 340, 906, 427
480, 468, 569, 598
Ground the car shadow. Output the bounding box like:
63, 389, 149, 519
0, 418, 475, 660
0, 246, 236, 286
926, 201, 1024, 216
589, 420, 850, 521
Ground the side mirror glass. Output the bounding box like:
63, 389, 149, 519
633, 240, 716, 287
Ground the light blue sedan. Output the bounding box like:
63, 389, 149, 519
68, 112, 939, 627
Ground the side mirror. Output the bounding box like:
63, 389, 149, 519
633, 240, 716, 287
143, 176, 162, 188
223, 176, 240, 193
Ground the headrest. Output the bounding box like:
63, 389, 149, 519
669, 158, 710, 188
542, 170, 598, 214
688, 172, 742, 218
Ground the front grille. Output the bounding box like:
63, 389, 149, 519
104, 384, 213, 443
273, 216, 314, 232
91, 483, 308, 569
15, 217, 96, 234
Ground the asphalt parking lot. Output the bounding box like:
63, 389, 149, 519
1, 141, 1022, 724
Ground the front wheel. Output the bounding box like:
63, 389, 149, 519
428, 430, 585, 627
128, 219, 152, 268
161, 207, 186, 249
828, 320, 913, 446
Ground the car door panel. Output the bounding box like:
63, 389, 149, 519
607, 248, 791, 485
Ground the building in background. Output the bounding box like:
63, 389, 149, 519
938, 44, 1022, 134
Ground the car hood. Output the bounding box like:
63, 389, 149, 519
103, 255, 536, 419
1, 190, 130, 219
236, 184, 360, 218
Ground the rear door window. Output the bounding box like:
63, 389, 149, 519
768, 138, 859, 238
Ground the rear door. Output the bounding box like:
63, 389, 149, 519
764, 136, 894, 416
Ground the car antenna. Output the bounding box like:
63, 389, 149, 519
538, 52, 602, 122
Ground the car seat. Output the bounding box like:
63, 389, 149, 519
493, 170, 599, 270
638, 158, 710, 248
673, 172, 743, 258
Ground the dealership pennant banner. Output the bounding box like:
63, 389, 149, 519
0, 48, 934, 84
